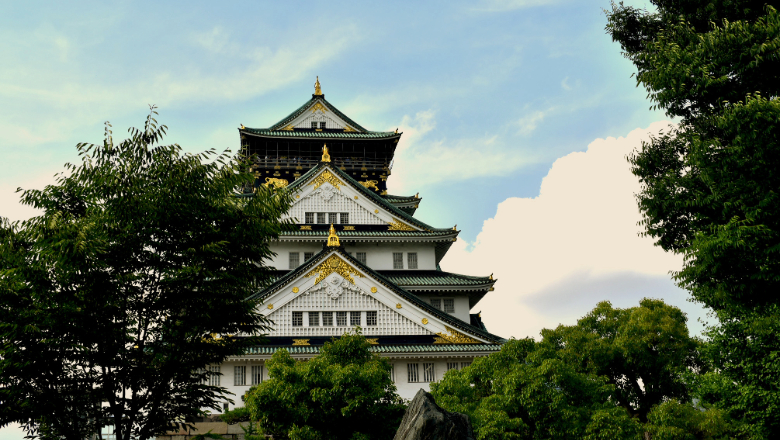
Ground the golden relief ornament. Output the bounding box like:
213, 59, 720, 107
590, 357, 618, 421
343, 226, 355, 231
359, 180, 380, 191
327, 224, 340, 247
422, 318, 429, 325
292, 287, 299, 293
267, 304, 274, 310
433, 326, 480, 345
292, 339, 311, 346
388, 218, 416, 231
343, 125, 357, 132
303, 254, 364, 285
311, 102, 327, 113
309, 170, 342, 190
366, 338, 379, 345
300, 225, 312, 230
280, 124, 294, 131
371, 287, 377, 293
263, 177, 289, 188
396, 303, 402, 309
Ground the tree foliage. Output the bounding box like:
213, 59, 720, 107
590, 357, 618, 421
0, 107, 293, 440
431, 339, 643, 440
606, 1, 780, 436
539, 299, 702, 422
245, 330, 405, 440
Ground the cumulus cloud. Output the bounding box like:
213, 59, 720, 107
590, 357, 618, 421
440, 121, 708, 339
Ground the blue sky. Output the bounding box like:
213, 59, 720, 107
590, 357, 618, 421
1, 1, 709, 437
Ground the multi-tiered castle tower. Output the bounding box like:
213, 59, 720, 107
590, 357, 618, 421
215, 78, 503, 404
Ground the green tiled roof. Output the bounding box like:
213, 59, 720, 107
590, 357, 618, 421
383, 194, 420, 204
281, 230, 455, 239
272, 96, 369, 132
243, 128, 397, 139
381, 271, 493, 287
245, 344, 502, 355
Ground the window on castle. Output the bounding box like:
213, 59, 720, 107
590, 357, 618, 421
447, 362, 459, 371
407, 363, 419, 383
319, 122, 326, 129
308, 312, 320, 326
305, 212, 315, 223
311, 122, 317, 129
322, 312, 333, 326
234, 366, 246, 386
328, 212, 338, 224
390, 364, 395, 382
350, 311, 361, 326
461, 362, 472, 370
340, 213, 349, 224
251, 365, 263, 385
430, 299, 441, 310
444, 299, 455, 314
393, 252, 403, 269
304, 252, 314, 261
208, 365, 220, 387
292, 312, 303, 327
317, 213, 326, 224
336, 312, 348, 326
366, 311, 377, 326
407, 252, 418, 269
423, 363, 435, 382
356, 252, 367, 265
289, 252, 300, 269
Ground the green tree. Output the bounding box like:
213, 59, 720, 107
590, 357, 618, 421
539, 299, 701, 422
0, 107, 293, 440
606, 2, 780, 436
431, 339, 643, 440
645, 399, 736, 440
245, 330, 405, 440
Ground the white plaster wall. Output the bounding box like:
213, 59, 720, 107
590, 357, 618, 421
213, 356, 477, 409
267, 242, 437, 271
413, 295, 472, 323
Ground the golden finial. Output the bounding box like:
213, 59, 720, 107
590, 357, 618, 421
327, 224, 340, 247
314, 76, 323, 95
489, 273, 493, 280
321, 144, 331, 162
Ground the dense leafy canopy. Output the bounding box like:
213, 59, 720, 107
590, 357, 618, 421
606, 2, 780, 437
0, 108, 293, 440
245, 330, 405, 440
539, 299, 701, 422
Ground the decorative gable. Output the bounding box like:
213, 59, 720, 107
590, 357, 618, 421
281, 100, 361, 132
286, 167, 422, 230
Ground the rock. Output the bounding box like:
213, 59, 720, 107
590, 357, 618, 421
393, 389, 475, 440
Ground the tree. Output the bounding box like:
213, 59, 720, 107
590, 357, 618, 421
606, 2, 780, 436
431, 339, 643, 440
0, 107, 293, 440
539, 299, 702, 422
605, 0, 780, 314
244, 330, 405, 440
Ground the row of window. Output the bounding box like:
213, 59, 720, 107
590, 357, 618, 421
305, 212, 349, 224
393, 252, 417, 269
208, 362, 473, 387
311, 122, 327, 129
289, 251, 366, 269
292, 311, 378, 327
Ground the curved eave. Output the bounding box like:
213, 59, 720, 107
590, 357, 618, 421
237, 344, 502, 357
277, 230, 458, 241
241, 128, 401, 140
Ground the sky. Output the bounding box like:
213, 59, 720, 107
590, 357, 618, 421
0, 0, 710, 437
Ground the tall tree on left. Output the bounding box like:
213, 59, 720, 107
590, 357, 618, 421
0, 107, 293, 440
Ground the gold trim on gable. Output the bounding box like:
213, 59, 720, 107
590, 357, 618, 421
309, 170, 343, 190
433, 326, 480, 344
304, 254, 364, 285
388, 218, 416, 231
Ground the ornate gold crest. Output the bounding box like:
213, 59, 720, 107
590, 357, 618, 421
366, 338, 379, 345
292, 339, 310, 346
433, 326, 480, 344
304, 254, 364, 285
309, 170, 342, 190
311, 102, 327, 113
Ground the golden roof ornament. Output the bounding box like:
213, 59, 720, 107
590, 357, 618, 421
314, 76, 323, 96
327, 224, 340, 247
321, 144, 331, 162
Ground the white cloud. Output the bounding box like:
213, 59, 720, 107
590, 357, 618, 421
517, 109, 549, 135
439, 121, 706, 339
386, 111, 531, 193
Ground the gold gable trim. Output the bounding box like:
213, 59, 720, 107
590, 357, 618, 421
309, 170, 343, 190
434, 326, 481, 344
388, 218, 416, 231
304, 254, 364, 285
